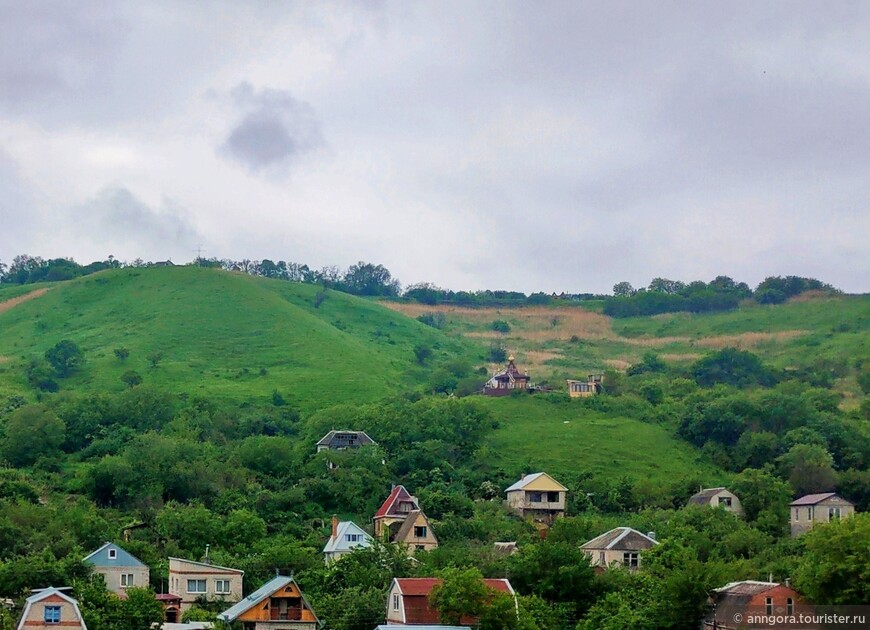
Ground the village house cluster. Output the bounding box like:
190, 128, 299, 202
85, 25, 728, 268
11, 430, 858, 630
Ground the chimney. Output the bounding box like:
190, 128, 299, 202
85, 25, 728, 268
331, 515, 339, 539
785, 578, 790, 587
647, 531, 656, 541
521, 474, 526, 480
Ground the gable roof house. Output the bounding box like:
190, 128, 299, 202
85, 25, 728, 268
567, 374, 603, 398
385, 577, 516, 626
790, 492, 855, 537
217, 575, 318, 630
702, 581, 814, 630
82, 542, 150, 597
16, 587, 87, 630
323, 516, 373, 563
688, 487, 744, 518
505, 472, 567, 524
581, 527, 659, 572
373, 485, 438, 554
484, 357, 531, 396
316, 430, 376, 452
168, 557, 243, 611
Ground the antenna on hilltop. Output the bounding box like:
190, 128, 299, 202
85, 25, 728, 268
193, 244, 204, 265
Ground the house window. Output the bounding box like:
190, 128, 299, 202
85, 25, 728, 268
547, 491, 559, 502
187, 579, 207, 593
392, 594, 400, 611
829, 507, 841, 520
765, 597, 773, 615
415, 545, 425, 551
414, 526, 427, 538
215, 579, 231, 594
794, 508, 799, 521
623, 552, 639, 569
807, 507, 812, 520
528, 492, 543, 503
120, 573, 134, 588
598, 551, 605, 566
44, 606, 61, 624
787, 598, 794, 615
346, 534, 360, 542
719, 496, 732, 507
108, 548, 117, 560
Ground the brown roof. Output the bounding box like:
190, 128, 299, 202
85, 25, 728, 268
391, 510, 437, 545
395, 578, 514, 596
713, 581, 779, 596
688, 487, 728, 505
790, 492, 849, 506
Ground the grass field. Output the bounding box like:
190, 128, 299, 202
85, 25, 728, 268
0, 267, 476, 410
479, 395, 725, 491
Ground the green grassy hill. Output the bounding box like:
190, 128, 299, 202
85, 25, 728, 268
480, 395, 723, 491
0, 267, 472, 410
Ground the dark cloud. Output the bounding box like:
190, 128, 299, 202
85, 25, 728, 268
219, 82, 324, 175
74, 187, 201, 257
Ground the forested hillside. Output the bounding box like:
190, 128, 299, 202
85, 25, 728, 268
0, 266, 868, 630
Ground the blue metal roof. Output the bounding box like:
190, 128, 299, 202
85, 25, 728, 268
82, 542, 147, 568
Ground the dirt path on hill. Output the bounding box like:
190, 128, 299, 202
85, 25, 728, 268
0, 287, 50, 315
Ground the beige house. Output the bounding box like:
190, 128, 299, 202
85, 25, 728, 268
373, 485, 438, 555
82, 542, 150, 597
505, 472, 567, 523
168, 557, 243, 611
567, 374, 603, 398
688, 487, 744, 518
790, 492, 855, 537
581, 527, 659, 571
16, 587, 87, 630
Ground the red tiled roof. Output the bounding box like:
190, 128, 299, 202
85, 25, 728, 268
155, 593, 181, 602
396, 578, 513, 596
374, 485, 416, 519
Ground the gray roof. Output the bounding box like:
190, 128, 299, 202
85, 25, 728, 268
713, 580, 779, 596
316, 430, 376, 448
218, 575, 317, 623
83, 542, 147, 568
504, 472, 567, 493
323, 521, 373, 555
581, 527, 659, 551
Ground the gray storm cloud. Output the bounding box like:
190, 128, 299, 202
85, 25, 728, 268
74, 187, 200, 257
219, 82, 324, 175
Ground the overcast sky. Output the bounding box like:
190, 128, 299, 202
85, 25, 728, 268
1, 1, 868, 294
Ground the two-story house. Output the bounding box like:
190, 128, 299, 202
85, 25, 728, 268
373, 485, 438, 554
168, 557, 243, 611
504, 472, 567, 523
16, 588, 87, 630
688, 487, 745, 518
581, 527, 659, 571
385, 577, 516, 626
790, 493, 855, 537
82, 542, 150, 597
323, 516, 373, 563
218, 575, 318, 630
702, 581, 815, 629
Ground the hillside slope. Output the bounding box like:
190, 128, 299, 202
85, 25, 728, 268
0, 267, 472, 409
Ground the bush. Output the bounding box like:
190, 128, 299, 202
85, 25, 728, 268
491, 320, 511, 333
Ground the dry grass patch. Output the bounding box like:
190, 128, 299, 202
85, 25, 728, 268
382, 302, 613, 340
660, 353, 703, 362
605, 359, 632, 370
694, 330, 809, 349
0, 287, 50, 314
